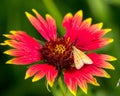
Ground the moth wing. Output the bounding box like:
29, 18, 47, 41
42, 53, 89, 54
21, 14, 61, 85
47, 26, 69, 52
79, 50, 93, 64
73, 46, 93, 69
73, 46, 84, 69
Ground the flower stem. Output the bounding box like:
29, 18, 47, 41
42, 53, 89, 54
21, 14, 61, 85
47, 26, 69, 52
58, 77, 66, 96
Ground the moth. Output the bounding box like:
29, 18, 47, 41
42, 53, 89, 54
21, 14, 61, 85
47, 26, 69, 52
73, 46, 93, 69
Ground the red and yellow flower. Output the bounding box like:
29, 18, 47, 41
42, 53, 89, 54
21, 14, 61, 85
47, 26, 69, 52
2, 9, 116, 96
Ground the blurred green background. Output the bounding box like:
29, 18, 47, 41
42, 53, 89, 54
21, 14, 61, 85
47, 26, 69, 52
0, 0, 120, 96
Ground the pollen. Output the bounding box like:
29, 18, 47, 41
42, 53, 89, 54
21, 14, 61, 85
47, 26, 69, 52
54, 44, 66, 54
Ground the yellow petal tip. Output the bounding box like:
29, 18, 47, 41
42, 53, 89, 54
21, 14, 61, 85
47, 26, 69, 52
3, 34, 9, 37
110, 66, 115, 70
0, 43, 7, 45
32, 9, 38, 15
10, 31, 17, 34
3, 50, 10, 55
6, 60, 13, 64
85, 18, 92, 24
46, 14, 51, 18
110, 56, 117, 61
66, 13, 73, 18
4, 40, 12, 46
32, 77, 39, 82
69, 89, 76, 96
108, 38, 114, 43
104, 29, 112, 33
48, 81, 53, 87
97, 22, 103, 29
24, 74, 29, 80
105, 73, 111, 78
32, 79, 36, 82
25, 12, 32, 18
83, 89, 87, 94
96, 83, 100, 86
94, 80, 100, 86
77, 10, 83, 17
32, 9, 36, 12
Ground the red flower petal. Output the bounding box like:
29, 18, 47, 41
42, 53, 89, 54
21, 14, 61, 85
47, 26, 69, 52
45, 14, 57, 41
25, 9, 57, 41
3, 31, 42, 65
62, 13, 73, 39
64, 53, 115, 95
76, 76, 88, 94
63, 10, 83, 43
83, 65, 111, 78
25, 64, 58, 87
64, 69, 77, 96
88, 53, 116, 69
6, 52, 41, 65
1, 10, 115, 96
63, 10, 112, 51
4, 31, 41, 49
64, 68, 88, 95
76, 38, 113, 51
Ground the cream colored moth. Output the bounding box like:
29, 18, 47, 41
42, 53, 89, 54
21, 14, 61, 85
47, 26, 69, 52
72, 46, 93, 69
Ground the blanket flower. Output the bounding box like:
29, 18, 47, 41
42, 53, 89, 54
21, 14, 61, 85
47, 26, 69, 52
2, 9, 116, 96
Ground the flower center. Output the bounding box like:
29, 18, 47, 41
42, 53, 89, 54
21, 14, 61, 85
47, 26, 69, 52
41, 38, 74, 70
54, 44, 66, 55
